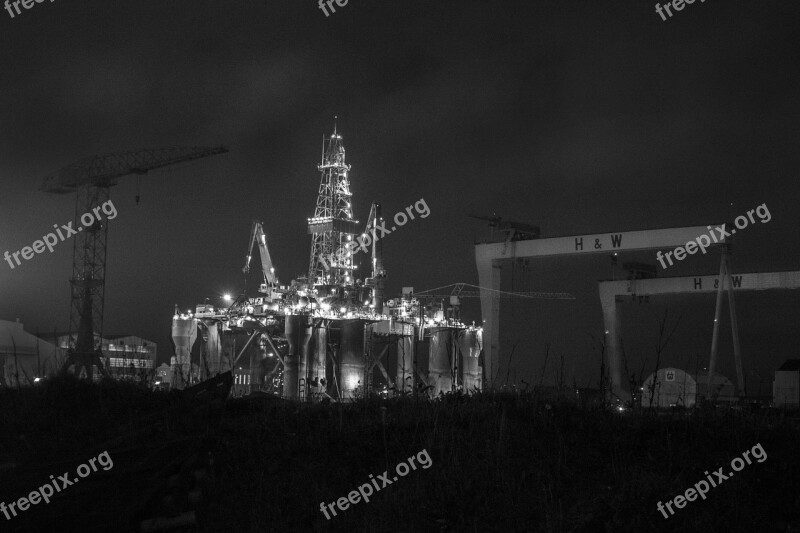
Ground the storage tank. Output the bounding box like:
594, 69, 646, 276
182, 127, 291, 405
474, 328, 483, 390
310, 323, 328, 396
396, 328, 415, 394
339, 319, 365, 400
459, 329, 481, 392
284, 314, 312, 400
201, 319, 223, 378
171, 317, 197, 390
428, 327, 454, 396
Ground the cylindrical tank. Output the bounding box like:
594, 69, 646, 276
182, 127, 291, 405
310, 324, 328, 395
339, 319, 365, 400
428, 327, 453, 395
473, 329, 483, 390
202, 320, 223, 378
396, 331, 415, 394
459, 329, 481, 392
171, 317, 197, 390
284, 315, 312, 400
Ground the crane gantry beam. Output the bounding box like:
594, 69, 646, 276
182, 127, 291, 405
40, 146, 229, 379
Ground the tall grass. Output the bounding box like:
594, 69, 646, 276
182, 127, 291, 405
204, 391, 800, 532
2, 380, 798, 532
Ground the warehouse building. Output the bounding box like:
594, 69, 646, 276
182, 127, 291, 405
41, 331, 157, 382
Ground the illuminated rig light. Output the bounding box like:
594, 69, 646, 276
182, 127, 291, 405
345, 374, 359, 390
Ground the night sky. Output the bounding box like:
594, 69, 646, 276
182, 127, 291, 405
1, 0, 798, 390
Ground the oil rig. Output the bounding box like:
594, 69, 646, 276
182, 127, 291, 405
170, 126, 483, 400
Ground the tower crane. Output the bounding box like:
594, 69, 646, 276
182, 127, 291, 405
467, 213, 541, 242
40, 146, 229, 379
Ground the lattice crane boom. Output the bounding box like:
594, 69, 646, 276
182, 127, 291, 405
40, 146, 229, 193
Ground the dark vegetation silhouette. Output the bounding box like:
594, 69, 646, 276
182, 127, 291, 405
1, 373, 798, 531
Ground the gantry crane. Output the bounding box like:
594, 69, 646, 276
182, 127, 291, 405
40, 146, 229, 379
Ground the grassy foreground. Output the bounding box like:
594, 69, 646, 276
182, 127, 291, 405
1, 378, 799, 532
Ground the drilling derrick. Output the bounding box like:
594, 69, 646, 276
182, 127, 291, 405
307, 125, 360, 286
